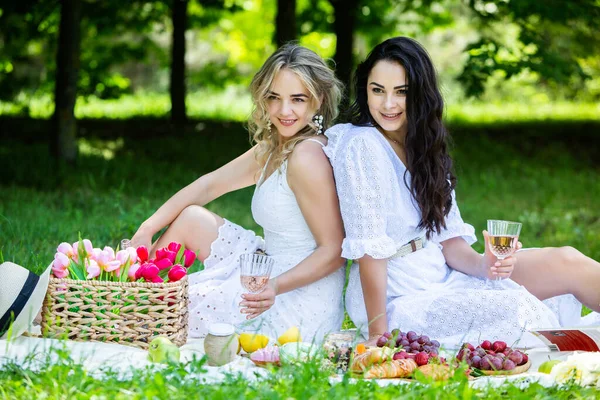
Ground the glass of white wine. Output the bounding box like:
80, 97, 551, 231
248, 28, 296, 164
487, 220, 522, 281
239, 253, 274, 294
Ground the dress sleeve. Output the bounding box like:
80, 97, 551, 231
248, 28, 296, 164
333, 135, 398, 260
433, 190, 477, 245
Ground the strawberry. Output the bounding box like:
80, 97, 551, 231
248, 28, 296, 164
415, 351, 429, 366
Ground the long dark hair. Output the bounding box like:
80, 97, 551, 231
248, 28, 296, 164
348, 37, 456, 238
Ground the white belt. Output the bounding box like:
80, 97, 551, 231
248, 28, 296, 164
392, 237, 427, 258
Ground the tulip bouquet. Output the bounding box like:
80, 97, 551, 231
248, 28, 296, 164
43, 237, 192, 349
51, 238, 196, 284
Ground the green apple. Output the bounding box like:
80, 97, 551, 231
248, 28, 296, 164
538, 359, 562, 374
148, 336, 180, 364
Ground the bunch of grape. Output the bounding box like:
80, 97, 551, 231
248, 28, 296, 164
456, 340, 529, 371
375, 329, 441, 366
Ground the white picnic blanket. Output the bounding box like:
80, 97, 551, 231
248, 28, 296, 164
0, 328, 586, 387
0, 333, 268, 383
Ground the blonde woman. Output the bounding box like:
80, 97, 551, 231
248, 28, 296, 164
131, 44, 346, 341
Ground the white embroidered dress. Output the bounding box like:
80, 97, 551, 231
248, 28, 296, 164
188, 140, 346, 342
324, 123, 584, 348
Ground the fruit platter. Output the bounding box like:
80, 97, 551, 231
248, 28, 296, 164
350, 329, 452, 381
237, 325, 531, 382
349, 330, 531, 381
455, 340, 530, 376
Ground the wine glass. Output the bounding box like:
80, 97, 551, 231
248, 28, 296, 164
487, 220, 522, 281
120, 238, 132, 250
239, 253, 274, 294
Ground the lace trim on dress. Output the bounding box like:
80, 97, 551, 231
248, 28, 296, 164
342, 236, 397, 260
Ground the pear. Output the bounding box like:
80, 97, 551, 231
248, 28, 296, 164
148, 336, 180, 364
538, 359, 562, 374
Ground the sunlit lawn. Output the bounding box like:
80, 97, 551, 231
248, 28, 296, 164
0, 100, 599, 397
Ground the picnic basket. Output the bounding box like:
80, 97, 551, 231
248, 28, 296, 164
41, 276, 189, 350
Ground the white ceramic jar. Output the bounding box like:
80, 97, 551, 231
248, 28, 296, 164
204, 323, 238, 366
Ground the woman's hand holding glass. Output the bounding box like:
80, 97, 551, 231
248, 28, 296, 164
239, 279, 278, 319
238, 253, 276, 319
480, 220, 523, 280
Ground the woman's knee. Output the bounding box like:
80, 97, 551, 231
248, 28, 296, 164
554, 246, 584, 267
177, 205, 223, 230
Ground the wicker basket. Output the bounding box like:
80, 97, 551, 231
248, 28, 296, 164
41, 276, 189, 349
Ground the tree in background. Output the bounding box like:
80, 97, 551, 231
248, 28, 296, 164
170, 0, 188, 124
460, 0, 600, 98
275, 0, 296, 47
52, 0, 82, 162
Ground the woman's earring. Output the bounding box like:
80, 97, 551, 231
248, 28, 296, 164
266, 120, 272, 133
312, 114, 323, 134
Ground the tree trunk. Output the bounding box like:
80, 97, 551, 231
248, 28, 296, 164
275, 0, 296, 47
331, 0, 357, 108
51, 0, 82, 162
170, 0, 188, 124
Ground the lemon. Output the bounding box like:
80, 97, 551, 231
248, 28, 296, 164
538, 359, 562, 374
238, 333, 269, 353
278, 326, 302, 345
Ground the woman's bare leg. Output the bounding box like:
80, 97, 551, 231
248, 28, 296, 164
510, 246, 600, 312
150, 205, 224, 262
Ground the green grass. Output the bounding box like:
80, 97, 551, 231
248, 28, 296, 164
1, 91, 599, 124
1, 117, 599, 397
1, 347, 598, 399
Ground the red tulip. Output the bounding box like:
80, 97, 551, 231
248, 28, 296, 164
183, 249, 196, 268
168, 265, 187, 282
168, 242, 182, 253
136, 246, 149, 263
156, 248, 168, 260
155, 258, 173, 271
141, 263, 159, 281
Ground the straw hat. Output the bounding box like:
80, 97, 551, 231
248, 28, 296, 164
0, 262, 51, 340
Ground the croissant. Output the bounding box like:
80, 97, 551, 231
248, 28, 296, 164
351, 348, 391, 373
363, 359, 418, 379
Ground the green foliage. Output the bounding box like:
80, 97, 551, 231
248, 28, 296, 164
0, 344, 599, 397
460, 0, 600, 98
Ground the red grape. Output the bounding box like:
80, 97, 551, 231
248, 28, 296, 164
492, 341, 507, 353
502, 359, 516, 371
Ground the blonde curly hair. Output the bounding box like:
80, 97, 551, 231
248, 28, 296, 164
248, 43, 343, 170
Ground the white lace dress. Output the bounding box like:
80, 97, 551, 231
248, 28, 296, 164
324, 123, 585, 348
187, 143, 346, 342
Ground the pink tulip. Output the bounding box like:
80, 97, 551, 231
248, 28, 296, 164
116, 249, 130, 266
155, 258, 173, 271
167, 242, 182, 253
141, 263, 159, 281
52, 252, 70, 278
127, 247, 138, 264
90, 248, 102, 261
167, 265, 187, 282
104, 260, 121, 272
150, 275, 164, 283
183, 249, 196, 268
83, 239, 93, 256
72, 242, 80, 263
86, 259, 101, 279
103, 246, 115, 260
128, 263, 141, 281
57, 242, 75, 258
136, 246, 149, 263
